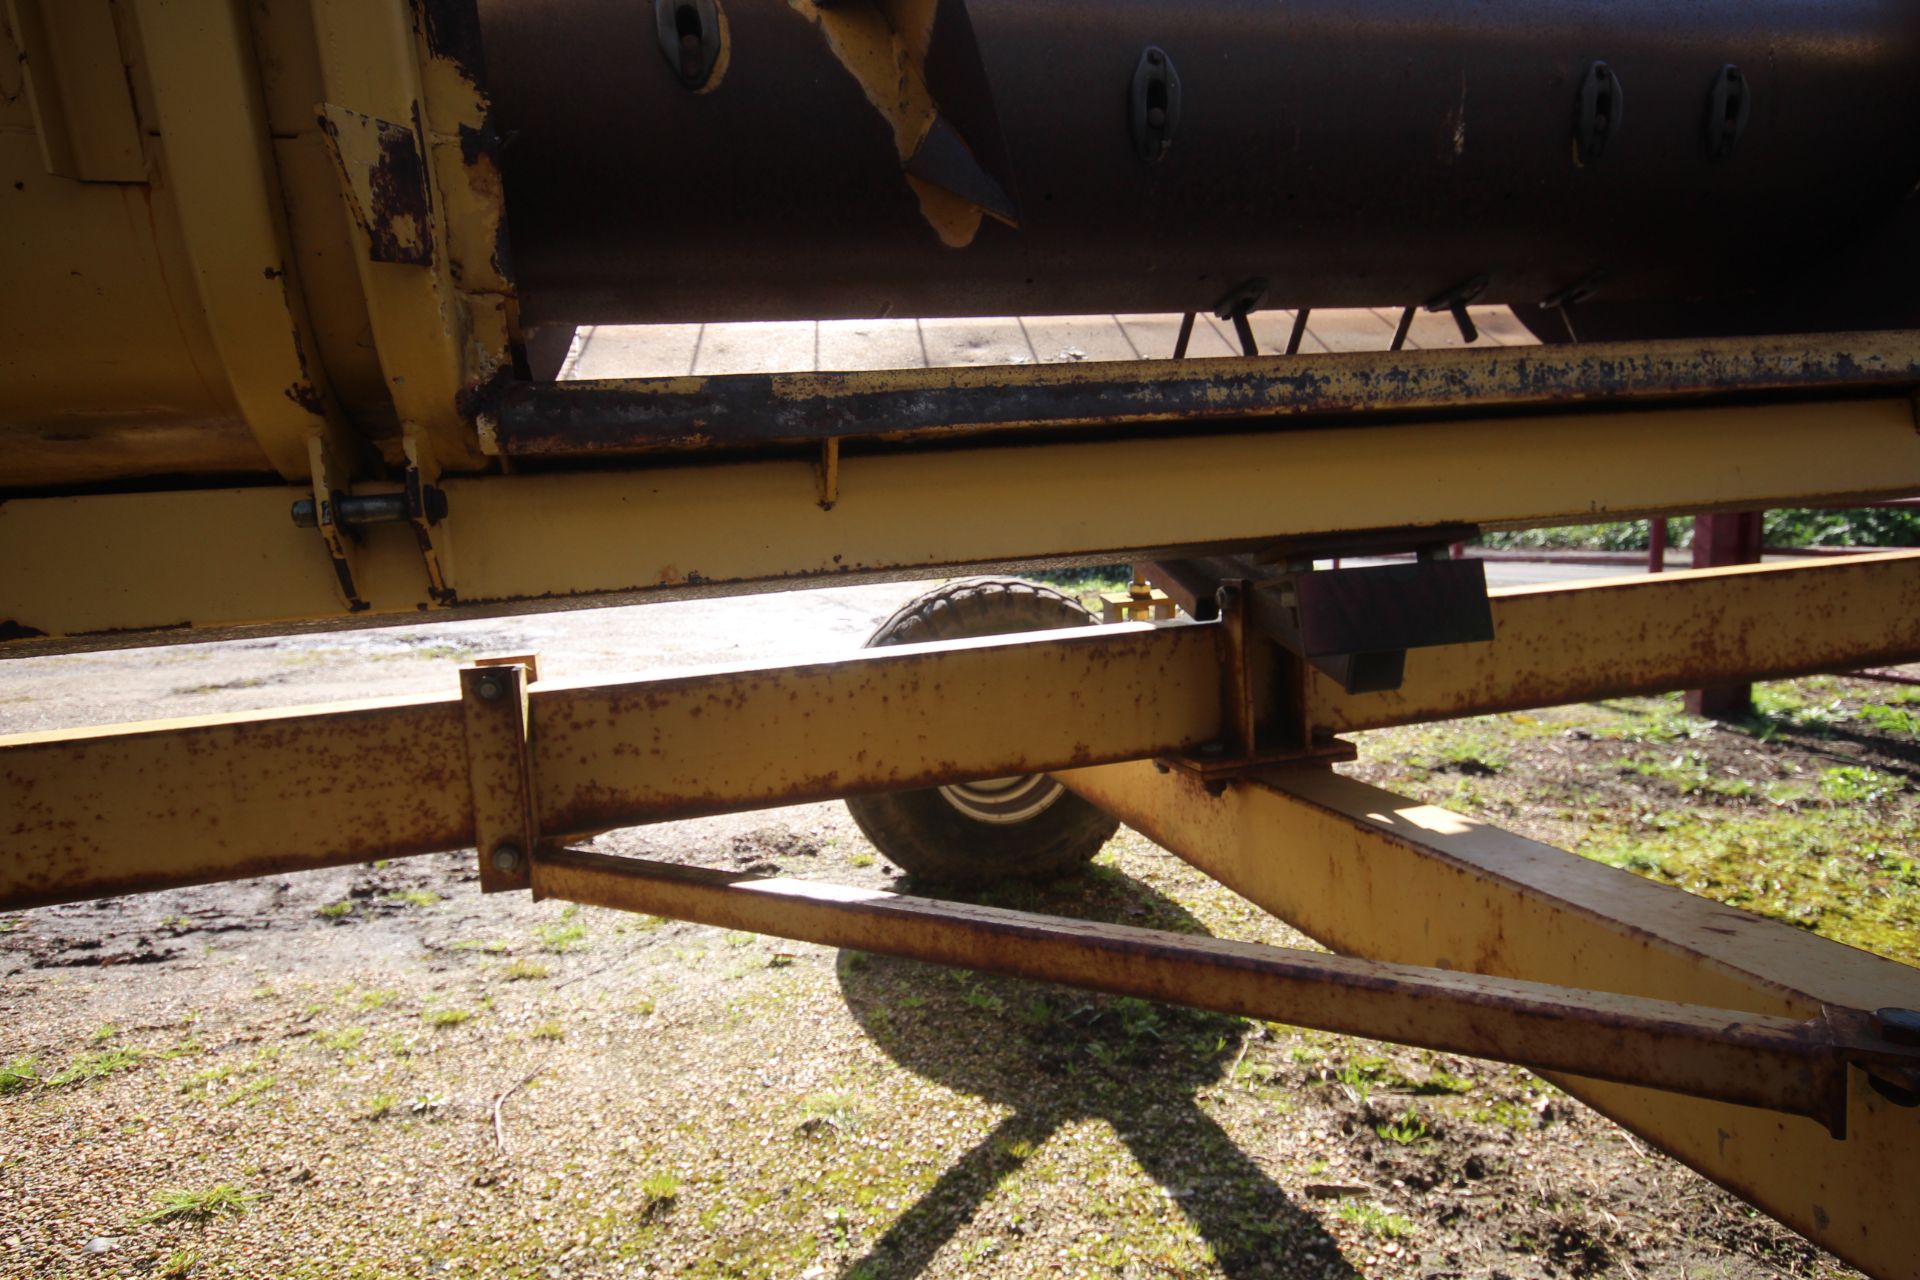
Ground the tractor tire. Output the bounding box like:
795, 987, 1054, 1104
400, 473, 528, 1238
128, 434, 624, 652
844, 577, 1121, 886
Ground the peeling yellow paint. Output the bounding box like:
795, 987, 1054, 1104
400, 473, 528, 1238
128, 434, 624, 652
786, 0, 983, 248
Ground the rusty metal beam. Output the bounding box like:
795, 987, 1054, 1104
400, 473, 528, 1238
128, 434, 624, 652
8, 547, 1920, 910
0, 621, 1222, 910
484, 330, 1920, 457
8, 394, 1920, 651
1055, 762, 1920, 1280
529, 847, 1887, 1129
1301, 551, 1920, 731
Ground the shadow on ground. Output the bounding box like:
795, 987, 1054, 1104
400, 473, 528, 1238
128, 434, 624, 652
834, 865, 1352, 1279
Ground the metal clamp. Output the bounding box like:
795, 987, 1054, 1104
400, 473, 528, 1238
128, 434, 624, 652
1130, 46, 1181, 162
1575, 60, 1623, 164
656, 0, 723, 91
1706, 64, 1751, 159
460, 656, 542, 894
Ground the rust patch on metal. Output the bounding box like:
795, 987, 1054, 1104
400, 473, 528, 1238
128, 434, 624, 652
317, 106, 437, 267
368, 109, 436, 266
415, 0, 488, 80
489, 331, 1920, 458
283, 382, 326, 415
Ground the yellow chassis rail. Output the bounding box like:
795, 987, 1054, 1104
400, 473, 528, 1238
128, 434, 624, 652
5, 392, 1919, 650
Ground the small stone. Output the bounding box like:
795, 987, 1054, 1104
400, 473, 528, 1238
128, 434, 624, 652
84, 1237, 121, 1255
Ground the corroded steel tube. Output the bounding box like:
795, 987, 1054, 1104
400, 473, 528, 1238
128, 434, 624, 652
480, 0, 1920, 326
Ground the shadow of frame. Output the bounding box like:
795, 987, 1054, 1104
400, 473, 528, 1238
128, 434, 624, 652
831, 865, 1354, 1279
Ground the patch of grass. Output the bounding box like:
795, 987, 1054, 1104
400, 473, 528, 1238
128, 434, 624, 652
423, 1007, 471, 1029
1819, 765, 1906, 805
1470, 1099, 1538, 1132
135, 1184, 257, 1225
179, 1064, 235, 1095
1619, 749, 1754, 798
315, 1027, 365, 1052
354, 988, 398, 1012
1580, 804, 1920, 963
45, 1047, 140, 1088
156, 1248, 201, 1278
317, 901, 355, 920
799, 1092, 863, 1135
1860, 702, 1919, 737
532, 921, 589, 953
0, 1056, 39, 1094
382, 889, 441, 908
640, 1172, 681, 1206
1375, 1108, 1430, 1146
220, 1075, 275, 1107
1337, 1200, 1415, 1239
723, 930, 756, 947
530, 1021, 566, 1041
849, 852, 876, 869
1414, 1070, 1474, 1096
502, 958, 550, 981
363, 1094, 397, 1120
450, 938, 512, 954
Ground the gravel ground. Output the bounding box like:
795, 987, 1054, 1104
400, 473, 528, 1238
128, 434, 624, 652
0, 583, 1911, 1280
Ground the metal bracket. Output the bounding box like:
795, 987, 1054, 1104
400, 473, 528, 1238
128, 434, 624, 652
816, 436, 840, 510
403, 426, 455, 603
1575, 60, 1623, 165
1160, 579, 1358, 790
1143, 550, 1495, 697
1706, 64, 1751, 160
1129, 45, 1181, 162
305, 436, 368, 612
1099, 577, 1177, 623
1424, 275, 1491, 344
460, 656, 541, 894
655, 0, 724, 91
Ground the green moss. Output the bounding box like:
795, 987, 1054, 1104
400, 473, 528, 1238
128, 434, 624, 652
45, 1047, 140, 1087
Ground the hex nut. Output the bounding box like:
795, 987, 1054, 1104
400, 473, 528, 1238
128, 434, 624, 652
490, 843, 525, 875
475, 676, 505, 702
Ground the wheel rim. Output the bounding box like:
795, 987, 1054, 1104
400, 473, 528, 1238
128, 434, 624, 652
936, 773, 1066, 825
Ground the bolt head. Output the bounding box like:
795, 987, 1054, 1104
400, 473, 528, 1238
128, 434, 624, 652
1875, 1007, 1920, 1047
475, 676, 505, 702
490, 843, 524, 875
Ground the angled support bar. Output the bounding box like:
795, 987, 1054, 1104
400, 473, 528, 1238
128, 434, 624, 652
528, 847, 1908, 1131
1054, 761, 1920, 1280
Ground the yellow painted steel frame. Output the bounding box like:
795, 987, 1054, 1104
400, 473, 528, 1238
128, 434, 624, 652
0, 0, 506, 492
5, 394, 1920, 650
1054, 763, 1920, 1280
3, 554, 1919, 1273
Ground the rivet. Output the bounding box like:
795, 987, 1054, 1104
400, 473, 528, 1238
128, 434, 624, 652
475, 676, 505, 702
490, 843, 525, 875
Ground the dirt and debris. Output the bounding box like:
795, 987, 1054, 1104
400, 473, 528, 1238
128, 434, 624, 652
0, 584, 1912, 1279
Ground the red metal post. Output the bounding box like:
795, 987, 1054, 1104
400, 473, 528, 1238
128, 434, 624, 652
1648, 517, 1668, 574
1684, 511, 1766, 718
